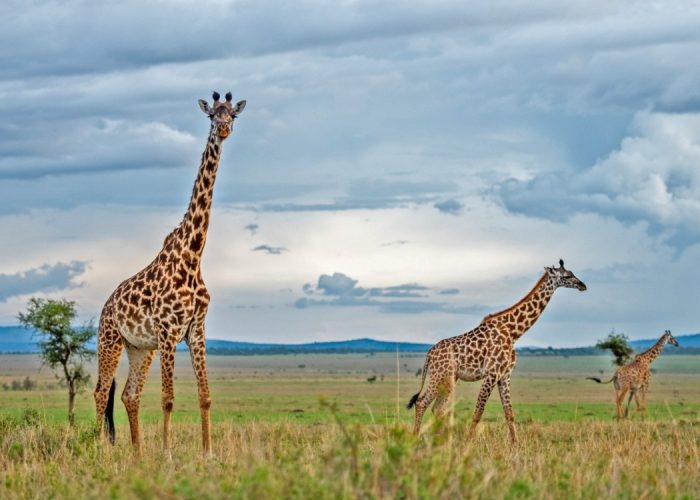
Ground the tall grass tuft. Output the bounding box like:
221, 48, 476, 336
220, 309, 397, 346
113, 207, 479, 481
1, 408, 699, 498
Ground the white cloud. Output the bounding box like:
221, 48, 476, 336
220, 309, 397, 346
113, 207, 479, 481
0, 261, 87, 302
498, 112, 700, 245
2, 1, 700, 347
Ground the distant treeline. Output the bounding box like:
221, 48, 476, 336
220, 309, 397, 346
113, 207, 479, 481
205, 346, 700, 356
517, 346, 700, 356
205, 347, 412, 355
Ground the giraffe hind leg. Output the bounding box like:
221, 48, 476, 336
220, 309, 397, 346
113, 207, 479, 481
615, 387, 629, 420
412, 374, 442, 435
94, 323, 124, 443
431, 378, 456, 422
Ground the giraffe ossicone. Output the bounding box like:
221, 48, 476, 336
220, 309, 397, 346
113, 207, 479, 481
408, 260, 587, 443
93, 91, 246, 458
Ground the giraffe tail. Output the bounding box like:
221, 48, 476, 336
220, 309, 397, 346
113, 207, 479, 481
105, 378, 117, 444
586, 376, 614, 384
407, 354, 430, 409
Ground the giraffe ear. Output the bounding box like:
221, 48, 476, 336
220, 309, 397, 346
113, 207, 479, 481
198, 99, 212, 116
231, 100, 246, 116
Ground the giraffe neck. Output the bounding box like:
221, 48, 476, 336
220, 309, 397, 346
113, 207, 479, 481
178, 131, 224, 260
636, 335, 668, 365
485, 273, 556, 341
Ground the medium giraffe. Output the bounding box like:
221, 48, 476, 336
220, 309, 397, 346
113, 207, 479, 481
407, 260, 586, 443
93, 92, 246, 457
587, 330, 679, 419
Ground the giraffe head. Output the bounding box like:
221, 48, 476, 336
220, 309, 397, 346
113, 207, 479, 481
663, 329, 679, 347
198, 91, 246, 141
545, 259, 587, 291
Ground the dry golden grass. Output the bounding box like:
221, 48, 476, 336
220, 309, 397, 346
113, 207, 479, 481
1, 409, 699, 499
2, 354, 699, 498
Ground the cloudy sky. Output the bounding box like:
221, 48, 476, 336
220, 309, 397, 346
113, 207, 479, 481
1, 0, 699, 347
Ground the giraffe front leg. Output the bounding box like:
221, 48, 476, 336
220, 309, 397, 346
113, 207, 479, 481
624, 390, 635, 419
467, 374, 498, 441
159, 336, 177, 459
188, 322, 212, 459
497, 373, 517, 444
640, 384, 649, 420
633, 391, 643, 418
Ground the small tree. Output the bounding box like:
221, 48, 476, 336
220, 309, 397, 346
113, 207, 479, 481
18, 298, 96, 426
596, 330, 634, 367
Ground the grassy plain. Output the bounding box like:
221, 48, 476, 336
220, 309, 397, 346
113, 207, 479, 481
1, 353, 699, 498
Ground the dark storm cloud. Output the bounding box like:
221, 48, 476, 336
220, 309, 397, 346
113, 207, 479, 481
296, 272, 484, 314
0, 1, 610, 79
252, 245, 288, 255
434, 199, 464, 215
2, 1, 700, 218
0, 261, 88, 302
369, 283, 429, 298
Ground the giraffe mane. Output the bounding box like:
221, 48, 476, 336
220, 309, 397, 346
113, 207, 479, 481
485, 273, 548, 320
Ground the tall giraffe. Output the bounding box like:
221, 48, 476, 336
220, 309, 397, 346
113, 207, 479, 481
588, 330, 679, 419
407, 260, 586, 443
93, 92, 246, 457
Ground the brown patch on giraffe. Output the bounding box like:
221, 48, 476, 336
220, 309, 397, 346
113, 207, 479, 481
190, 233, 204, 253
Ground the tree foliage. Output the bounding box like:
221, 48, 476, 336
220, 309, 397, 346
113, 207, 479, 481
18, 298, 96, 425
596, 330, 634, 367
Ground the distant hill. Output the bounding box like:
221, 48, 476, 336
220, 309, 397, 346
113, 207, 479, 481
0, 326, 431, 354
0, 326, 37, 353
1, 325, 698, 355
202, 337, 432, 354
629, 333, 700, 349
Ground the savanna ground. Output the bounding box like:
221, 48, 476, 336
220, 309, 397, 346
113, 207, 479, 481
1, 352, 699, 498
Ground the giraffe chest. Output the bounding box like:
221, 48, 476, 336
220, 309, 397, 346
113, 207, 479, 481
117, 308, 195, 350
113, 285, 202, 350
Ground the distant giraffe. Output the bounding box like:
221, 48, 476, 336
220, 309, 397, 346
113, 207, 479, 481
408, 260, 587, 443
588, 330, 679, 419
93, 92, 246, 458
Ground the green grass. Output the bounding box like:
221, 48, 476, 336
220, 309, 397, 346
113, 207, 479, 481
1, 354, 699, 426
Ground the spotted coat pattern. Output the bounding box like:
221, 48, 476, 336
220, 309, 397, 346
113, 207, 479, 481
589, 330, 678, 419
93, 93, 246, 457
408, 261, 587, 443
